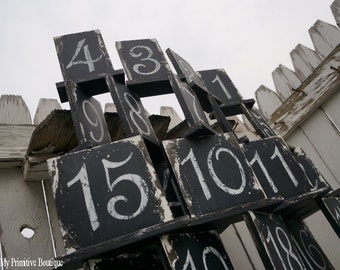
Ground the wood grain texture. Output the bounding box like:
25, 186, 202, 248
33, 99, 61, 125
255, 85, 283, 119
0, 95, 32, 124
331, 0, 340, 27
0, 168, 55, 269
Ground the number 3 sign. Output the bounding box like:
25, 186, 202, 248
47, 135, 173, 250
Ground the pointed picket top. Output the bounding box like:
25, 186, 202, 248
255, 85, 283, 120
33, 98, 62, 125
0, 95, 32, 124
272, 64, 302, 101
104, 103, 117, 113
290, 44, 323, 81
160, 106, 183, 130
331, 0, 340, 27
309, 20, 340, 59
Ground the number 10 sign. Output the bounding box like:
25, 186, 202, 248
47, 135, 173, 250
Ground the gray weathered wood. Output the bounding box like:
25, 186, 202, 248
309, 20, 340, 59
0, 125, 35, 168
255, 85, 283, 119
0, 168, 56, 269
331, 0, 340, 27
0, 95, 32, 124
321, 87, 340, 131
160, 106, 183, 130
270, 45, 340, 137
34, 99, 61, 125
272, 64, 302, 101
290, 44, 323, 81
104, 103, 117, 113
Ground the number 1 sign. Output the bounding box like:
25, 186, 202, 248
47, 135, 173, 250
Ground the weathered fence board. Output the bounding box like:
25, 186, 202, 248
0, 95, 32, 124
255, 85, 282, 119
290, 44, 322, 81
309, 20, 340, 58
272, 64, 302, 101
33, 99, 62, 125
320, 87, 340, 131
331, 0, 340, 27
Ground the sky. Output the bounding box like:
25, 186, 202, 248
0, 0, 337, 120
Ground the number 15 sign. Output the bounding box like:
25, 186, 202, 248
47, 135, 173, 250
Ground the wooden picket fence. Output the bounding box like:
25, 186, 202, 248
0, 1, 339, 270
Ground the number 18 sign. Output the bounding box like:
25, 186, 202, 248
47, 135, 173, 250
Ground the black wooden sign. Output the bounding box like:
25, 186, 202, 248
163, 133, 266, 217
292, 147, 330, 193
116, 39, 173, 96
241, 105, 276, 138
166, 48, 213, 112
47, 135, 173, 250
242, 136, 313, 203
54, 30, 114, 82
169, 73, 215, 137
318, 196, 340, 237
106, 75, 159, 145
286, 219, 335, 269
199, 69, 243, 107
160, 231, 234, 270
244, 211, 306, 270
65, 80, 111, 148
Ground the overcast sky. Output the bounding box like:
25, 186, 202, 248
0, 0, 336, 120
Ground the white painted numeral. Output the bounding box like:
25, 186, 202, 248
82, 100, 105, 143
130, 45, 161, 75
102, 153, 149, 220
271, 146, 298, 187
66, 38, 102, 72
124, 92, 151, 136
250, 151, 278, 193
211, 74, 232, 99
67, 164, 100, 231
179, 59, 194, 82
207, 146, 246, 195
266, 226, 304, 270
180, 84, 201, 123
180, 247, 229, 270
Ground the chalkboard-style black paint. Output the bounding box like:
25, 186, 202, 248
166, 48, 212, 112
286, 219, 335, 270
292, 147, 330, 193
54, 30, 114, 82
116, 39, 173, 97
106, 75, 159, 145
199, 69, 243, 107
65, 80, 111, 148
318, 196, 340, 237
47, 135, 173, 250
241, 105, 276, 138
169, 74, 215, 137
244, 211, 306, 270
163, 133, 266, 217
242, 136, 312, 201
161, 231, 234, 270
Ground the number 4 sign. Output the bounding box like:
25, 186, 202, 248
47, 135, 173, 250
54, 30, 114, 82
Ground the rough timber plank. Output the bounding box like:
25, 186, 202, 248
270, 45, 340, 138
255, 85, 283, 119
321, 87, 340, 131
33, 99, 61, 125
0, 125, 35, 167
0, 168, 55, 269
309, 20, 340, 58
272, 64, 302, 101
0, 95, 32, 124
290, 44, 323, 81
331, 0, 340, 27
160, 106, 182, 130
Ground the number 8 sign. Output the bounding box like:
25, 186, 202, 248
47, 135, 173, 250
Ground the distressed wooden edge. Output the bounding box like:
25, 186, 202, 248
34, 98, 62, 125
0, 95, 32, 124
255, 85, 283, 119
331, 0, 340, 27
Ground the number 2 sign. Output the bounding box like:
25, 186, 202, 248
47, 135, 173, 250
